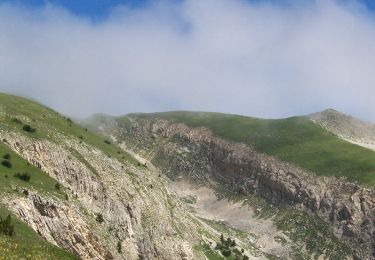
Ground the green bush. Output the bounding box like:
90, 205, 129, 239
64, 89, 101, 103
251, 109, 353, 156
104, 140, 111, 145
221, 249, 231, 257
96, 213, 104, 224
1, 160, 12, 168
22, 125, 36, 133
3, 153, 11, 160
55, 183, 61, 190
14, 172, 31, 181
0, 215, 14, 236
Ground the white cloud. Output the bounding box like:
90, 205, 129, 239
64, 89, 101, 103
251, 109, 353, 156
0, 0, 374, 120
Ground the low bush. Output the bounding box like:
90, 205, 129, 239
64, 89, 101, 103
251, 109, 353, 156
117, 241, 122, 253
14, 172, 31, 181
55, 183, 61, 190
1, 160, 12, 168
96, 213, 104, 224
0, 215, 14, 236
104, 140, 111, 145
221, 249, 231, 257
22, 125, 36, 133
3, 153, 11, 160
11, 117, 22, 124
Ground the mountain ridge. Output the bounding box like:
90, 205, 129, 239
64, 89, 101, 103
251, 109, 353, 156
2, 92, 375, 259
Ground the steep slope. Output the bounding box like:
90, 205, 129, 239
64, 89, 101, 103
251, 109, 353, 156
0, 93, 251, 259
87, 111, 375, 185
310, 108, 375, 152
84, 111, 375, 259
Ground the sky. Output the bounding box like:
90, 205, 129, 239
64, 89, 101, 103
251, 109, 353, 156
0, 0, 375, 121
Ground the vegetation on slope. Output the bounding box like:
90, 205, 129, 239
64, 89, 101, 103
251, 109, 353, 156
0, 92, 138, 166
128, 111, 375, 185
0, 93, 142, 258
0, 205, 77, 260
0, 141, 65, 198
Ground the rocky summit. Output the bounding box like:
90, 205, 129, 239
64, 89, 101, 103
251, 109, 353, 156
1, 93, 375, 259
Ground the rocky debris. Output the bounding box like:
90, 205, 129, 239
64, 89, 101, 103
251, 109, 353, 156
121, 118, 375, 259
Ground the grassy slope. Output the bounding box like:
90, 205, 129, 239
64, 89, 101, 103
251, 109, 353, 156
127, 111, 375, 185
0, 93, 138, 258
0, 93, 137, 166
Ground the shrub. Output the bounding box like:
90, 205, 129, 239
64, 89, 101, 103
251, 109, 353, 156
14, 172, 31, 181
0, 215, 14, 236
3, 153, 11, 160
96, 213, 104, 223
243, 255, 249, 260
104, 140, 111, 145
1, 160, 12, 168
11, 117, 22, 124
221, 249, 231, 257
22, 124, 36, 133
66, 118, 73, 123
117, 241, 122, 253
55, 183, 61, 190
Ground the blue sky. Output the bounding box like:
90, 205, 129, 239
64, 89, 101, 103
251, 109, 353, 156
1, 0, 375, 20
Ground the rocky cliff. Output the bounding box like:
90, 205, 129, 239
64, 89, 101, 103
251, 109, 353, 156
110, 117, 375, 259
0, 124, 206, 259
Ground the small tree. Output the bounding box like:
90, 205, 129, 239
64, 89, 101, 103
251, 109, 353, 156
3, 153, 11, 160
220, 234, 224, 243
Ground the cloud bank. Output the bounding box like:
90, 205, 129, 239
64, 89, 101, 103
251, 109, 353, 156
0, 0, 374, 120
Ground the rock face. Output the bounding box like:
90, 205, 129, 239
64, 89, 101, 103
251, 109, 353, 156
0, 130, 203, 260
116, 118, 375, 259
310, 109, 375, 151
